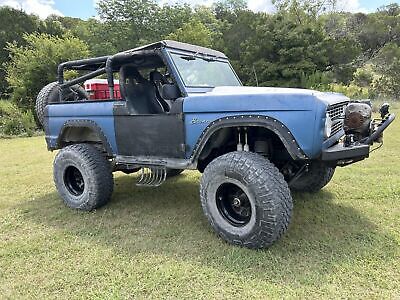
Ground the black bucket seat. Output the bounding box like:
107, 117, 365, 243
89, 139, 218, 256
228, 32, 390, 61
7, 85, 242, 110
119, 65, 164, 114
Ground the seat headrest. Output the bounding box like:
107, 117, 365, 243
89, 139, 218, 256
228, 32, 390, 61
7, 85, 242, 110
120, 65, 146, 83
149, 71, 165, 83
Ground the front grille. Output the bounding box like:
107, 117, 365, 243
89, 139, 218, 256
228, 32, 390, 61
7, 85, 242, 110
327, 102, 348, 137
327, 102, 348, 120
331, 120, 343, 136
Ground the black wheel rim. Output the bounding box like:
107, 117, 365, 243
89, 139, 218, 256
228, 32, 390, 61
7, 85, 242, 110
64, 166, 85, 196
216, 182, 252, 227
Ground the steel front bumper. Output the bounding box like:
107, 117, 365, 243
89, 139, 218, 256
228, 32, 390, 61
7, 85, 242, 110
322, 143, 370, 164
321, 114, 395, 166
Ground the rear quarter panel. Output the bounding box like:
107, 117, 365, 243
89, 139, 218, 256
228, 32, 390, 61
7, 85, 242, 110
45, 101, 117, 153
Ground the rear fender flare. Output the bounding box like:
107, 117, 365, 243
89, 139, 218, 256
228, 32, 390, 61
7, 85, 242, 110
56, 119, 113, 156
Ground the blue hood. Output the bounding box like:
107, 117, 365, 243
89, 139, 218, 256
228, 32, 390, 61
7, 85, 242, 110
183, 86, 349, 113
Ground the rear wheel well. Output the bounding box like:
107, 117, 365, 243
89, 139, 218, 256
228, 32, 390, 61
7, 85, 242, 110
58, 126, 110, 157
197, 126, 293, 173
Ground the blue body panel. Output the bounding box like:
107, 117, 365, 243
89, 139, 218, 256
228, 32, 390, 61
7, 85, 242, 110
47, 101, 118, 153
183, 86, 348, 159
46, 86, 348, 161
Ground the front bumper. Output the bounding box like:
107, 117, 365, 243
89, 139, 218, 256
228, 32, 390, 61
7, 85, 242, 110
321, 114, 395, 166
322, 143, 370, 165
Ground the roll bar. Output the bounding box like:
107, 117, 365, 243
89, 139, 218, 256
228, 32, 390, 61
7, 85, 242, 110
57, 50, 159, 101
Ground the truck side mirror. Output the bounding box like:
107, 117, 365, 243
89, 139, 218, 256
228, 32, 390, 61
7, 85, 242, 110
161, 84, 181, 100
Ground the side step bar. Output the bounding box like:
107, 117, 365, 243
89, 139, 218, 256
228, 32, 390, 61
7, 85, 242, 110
115, 155, 197, 170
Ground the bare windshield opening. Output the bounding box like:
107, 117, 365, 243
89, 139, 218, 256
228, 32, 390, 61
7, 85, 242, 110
170, 53, 241, 88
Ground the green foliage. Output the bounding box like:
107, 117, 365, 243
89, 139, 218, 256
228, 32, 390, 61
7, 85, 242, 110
371, 43, 400, 99
166, 20, 215, 48
97, 0, 178, 50
5, 33, 90, 111
329, 83, 370, 99
96, 0, 223, 52
45, 16, 114, 56
0, 100, 36, 137
353, 66, 374, 87
0, 7, 42, 97
241, 3, 331, 87
300, 71, 333, 90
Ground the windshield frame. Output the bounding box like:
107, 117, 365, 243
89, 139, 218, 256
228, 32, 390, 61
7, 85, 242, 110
165, 49, 242, 90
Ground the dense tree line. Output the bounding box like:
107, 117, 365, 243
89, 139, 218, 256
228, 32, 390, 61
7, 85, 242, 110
0, 0, 399, 112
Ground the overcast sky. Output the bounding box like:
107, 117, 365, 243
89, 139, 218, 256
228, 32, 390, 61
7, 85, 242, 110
0, 0, 398, 19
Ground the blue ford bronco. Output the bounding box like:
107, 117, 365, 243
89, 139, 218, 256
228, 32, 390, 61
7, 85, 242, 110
36, 40, 395, 249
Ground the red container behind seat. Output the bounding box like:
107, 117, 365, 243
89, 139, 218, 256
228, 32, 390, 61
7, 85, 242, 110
84, 79, 121, 100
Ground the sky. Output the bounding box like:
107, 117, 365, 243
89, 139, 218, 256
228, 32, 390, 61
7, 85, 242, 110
0, 0, 398, 19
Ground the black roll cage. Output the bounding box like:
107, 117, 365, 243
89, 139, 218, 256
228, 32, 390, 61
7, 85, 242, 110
57, 40, 227, 102
57, 49, 163, 101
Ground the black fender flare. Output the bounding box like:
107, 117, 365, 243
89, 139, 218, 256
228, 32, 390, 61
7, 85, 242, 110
189, 115, 308, 161
56, 119, 113, 156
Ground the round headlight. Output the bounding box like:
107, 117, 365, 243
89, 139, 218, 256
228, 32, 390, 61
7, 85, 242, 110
324, 113, 332, 138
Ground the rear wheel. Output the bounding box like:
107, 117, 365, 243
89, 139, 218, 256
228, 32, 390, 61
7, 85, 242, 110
200, 151, 293, 249
53, 144, 114, 211
289, 162, 335, 193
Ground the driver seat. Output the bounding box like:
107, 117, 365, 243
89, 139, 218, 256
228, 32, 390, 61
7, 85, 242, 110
119, 65, 164, 114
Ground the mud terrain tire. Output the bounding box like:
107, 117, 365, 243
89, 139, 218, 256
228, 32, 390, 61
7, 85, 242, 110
53, 144, 114, 211
200, 151, 293, 249
290, 162, 335, 193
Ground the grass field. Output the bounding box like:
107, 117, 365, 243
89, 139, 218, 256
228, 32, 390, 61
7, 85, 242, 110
0, 112, 399, 299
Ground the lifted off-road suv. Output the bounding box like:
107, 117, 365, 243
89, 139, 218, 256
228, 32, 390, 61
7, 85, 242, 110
36, 40, 395, 249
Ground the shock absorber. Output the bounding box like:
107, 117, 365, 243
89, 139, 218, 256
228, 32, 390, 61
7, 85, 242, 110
237, 127, 243, 151
243, 127, 249, 152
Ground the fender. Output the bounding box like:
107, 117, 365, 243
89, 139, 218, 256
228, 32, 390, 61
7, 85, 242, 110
55, 119, 114, 156
189, 115, 309, 161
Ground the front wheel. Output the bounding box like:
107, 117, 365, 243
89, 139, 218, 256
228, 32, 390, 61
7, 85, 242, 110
200, 151, 293, 249
53, 144, 114, 211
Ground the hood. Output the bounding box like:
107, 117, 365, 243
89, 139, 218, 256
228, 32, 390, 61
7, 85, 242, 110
184, 86, 349, 113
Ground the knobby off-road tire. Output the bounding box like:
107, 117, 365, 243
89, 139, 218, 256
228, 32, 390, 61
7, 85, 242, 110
53, 144, 114, 211
200, 151, 293, 249
35, 82, 88, 127
289, 162, 335, 193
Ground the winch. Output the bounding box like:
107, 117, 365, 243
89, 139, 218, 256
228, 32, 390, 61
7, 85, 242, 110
343, 101, 394, 146
343, 101, 372, 140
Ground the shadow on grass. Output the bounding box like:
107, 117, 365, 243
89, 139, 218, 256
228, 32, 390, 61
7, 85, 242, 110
17, 172, 398, 282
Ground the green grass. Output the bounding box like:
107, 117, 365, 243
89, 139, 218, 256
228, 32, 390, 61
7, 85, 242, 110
0, 113, 399, 299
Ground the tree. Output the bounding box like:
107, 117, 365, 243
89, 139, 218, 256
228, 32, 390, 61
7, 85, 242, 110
96, 0, 162, 50
241, 2, 331, 87
5, 33, 90, 111
0, 7, 42, 97
96, 0, 206, 51
157, 4, 193, 38
46, 16, 117, 56
372, 43, 400, 98
166, 20, 215, 48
